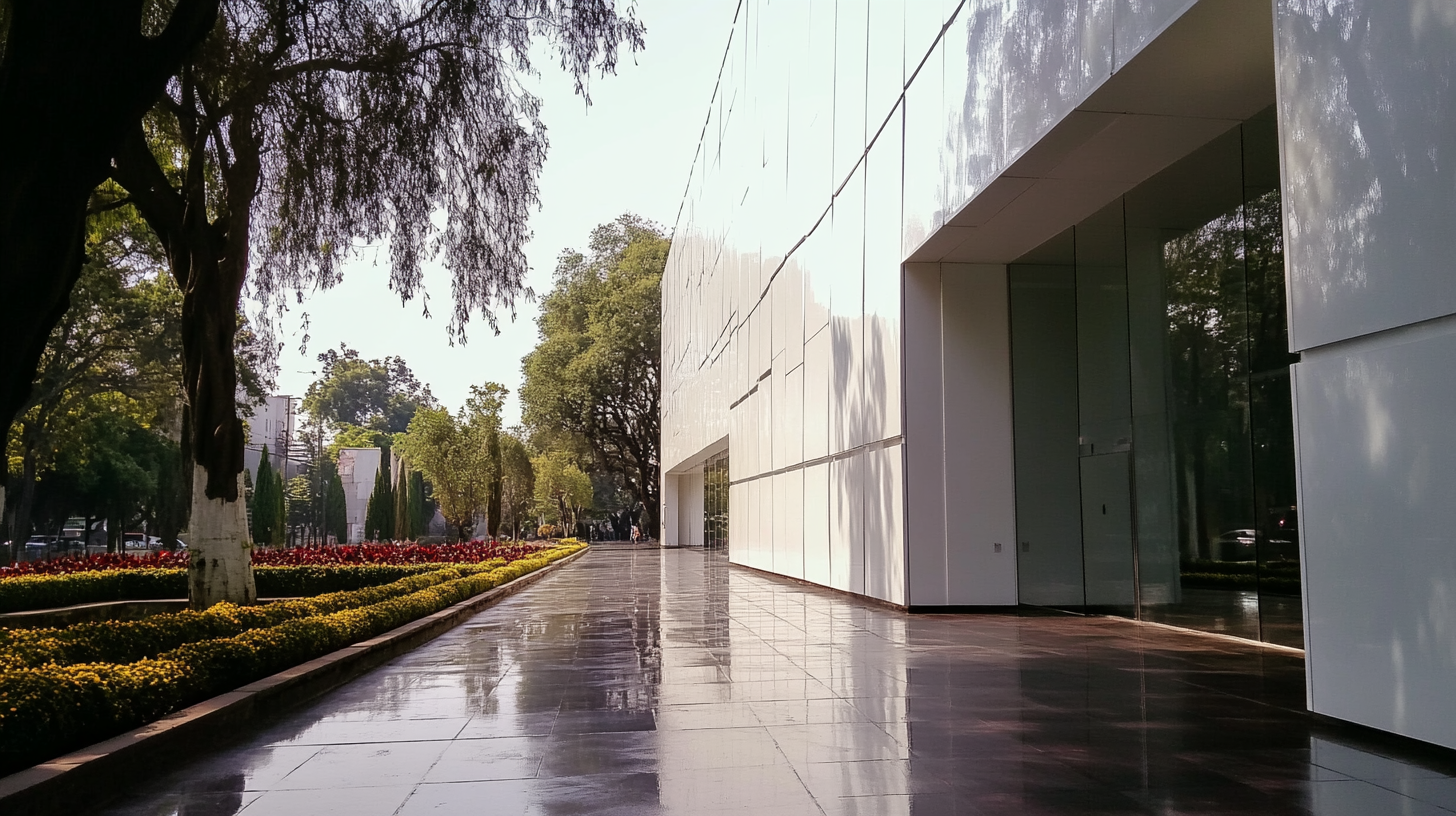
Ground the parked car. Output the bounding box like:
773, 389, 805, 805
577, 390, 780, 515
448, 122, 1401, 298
123, 533, 158, 551
123, 533, 186, 552
21, 535, 59, 562
1214, 529, 1258, 561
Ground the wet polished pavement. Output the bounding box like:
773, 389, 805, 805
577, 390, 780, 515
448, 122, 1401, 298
87, 547, 1456, 815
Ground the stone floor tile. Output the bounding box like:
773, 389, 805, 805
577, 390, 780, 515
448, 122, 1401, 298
750, 697, 876, 726
397, 780, 532, 816
534, 731, 658, 778
95, 791, 265, 816
238, 785, 414, 816
770, 722, 911, 765
523, 771, 665, 815
270, 740, 451, 791
454, 711, 559, 739
257, 715, 470, 747
654, 726, 788, 770
655, 764, 816, 812
423, 736, 545, 783
654, 701, 761, 731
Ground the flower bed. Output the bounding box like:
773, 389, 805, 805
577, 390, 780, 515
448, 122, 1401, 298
0, 543, 585, 775
0, 540, 549, 578
0, 563, 472, 615
0, 562, 511, 672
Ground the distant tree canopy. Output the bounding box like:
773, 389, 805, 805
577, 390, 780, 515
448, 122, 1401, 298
99, 0, 645, 511
4, 1, 646, 604
4, 195, 227, 546
363, 452, 394, 542
249, 446, 286, 546
303, 346, 435, 436
499, 432, 534, 539
521, 214, 665, 536
0, 0, 217, 463
3, 183, 274, 546
395, 384, 505, 541
532, 450, 592, 535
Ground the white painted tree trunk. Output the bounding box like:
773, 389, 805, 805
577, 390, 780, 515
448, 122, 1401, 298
187, 465, 256, 609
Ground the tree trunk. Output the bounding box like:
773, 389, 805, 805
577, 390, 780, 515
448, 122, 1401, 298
111, 102, 259, 601
107, 511, 121, 554
188, 465, 255, 609
487, 432, 502, 537
0, 0, 219, 457
8, 441, 38, 550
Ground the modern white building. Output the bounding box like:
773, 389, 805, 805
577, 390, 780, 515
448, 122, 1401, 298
243, 394, 298, 481
660, 0, 1456, 750
336, 447, 382, 544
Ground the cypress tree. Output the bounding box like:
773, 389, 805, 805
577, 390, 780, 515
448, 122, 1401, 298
325, 472, 348, 544
242, 465, 255, 539
254, 447, 276, 545
363, 452, 394, 541
274, 468, 288, 546
486, 429, 502, 537
409, 471, 427, 538
380, 452, 395, 540
393, 463, 411, 541
363, 478, 378, 541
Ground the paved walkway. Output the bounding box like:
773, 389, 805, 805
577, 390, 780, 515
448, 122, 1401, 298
90, 547, 1456, 815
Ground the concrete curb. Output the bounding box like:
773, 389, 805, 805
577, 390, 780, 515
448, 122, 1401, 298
0, 546, 591, 816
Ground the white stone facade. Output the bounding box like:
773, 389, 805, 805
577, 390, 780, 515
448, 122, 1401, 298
661, 0, 1456, 750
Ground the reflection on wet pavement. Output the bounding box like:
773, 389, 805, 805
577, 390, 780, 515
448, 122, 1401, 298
85, 547, 1456, 815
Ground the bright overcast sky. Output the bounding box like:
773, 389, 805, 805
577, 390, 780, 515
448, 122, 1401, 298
260, 0, 738, 429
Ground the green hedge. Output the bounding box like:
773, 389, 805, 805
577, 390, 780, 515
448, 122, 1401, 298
0, 561, 511, 672
254, 563, 471, 597
1178, 559, 1301, 595
1179, 572, 1301, 595
0, 563, 483, 614
0, 544, 583, 775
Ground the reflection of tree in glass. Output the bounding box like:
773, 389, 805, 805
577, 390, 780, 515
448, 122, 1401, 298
1164, 186, 1295, 562
703, 453, 729, 549
1163, 203, 1252, 559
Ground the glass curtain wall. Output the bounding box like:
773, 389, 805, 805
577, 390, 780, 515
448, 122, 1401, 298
1011, 108, 1302, 647
703, 452, 730, 550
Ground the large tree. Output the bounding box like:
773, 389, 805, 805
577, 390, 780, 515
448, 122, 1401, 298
521, 214, 665, 535
100, 1, 643, 604
499, 432, 534, 540
303, 346, 435, 435
532, 450, 592, 537
396, 384, 504, 541
250, 445, 280, 546
0, 0, 218, 528
322, 459, 347, 545
5, 203, 184, 547
364, 451, 394, 541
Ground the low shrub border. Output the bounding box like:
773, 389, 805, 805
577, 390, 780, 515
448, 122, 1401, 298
0, 562, 493, 614
0, 560, 512, 672
0, 541, 556, 578
0, 543, 584, 776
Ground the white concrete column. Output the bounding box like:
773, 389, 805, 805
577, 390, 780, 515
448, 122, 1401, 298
903, 263, 1019, 607
661, 474, 680, 547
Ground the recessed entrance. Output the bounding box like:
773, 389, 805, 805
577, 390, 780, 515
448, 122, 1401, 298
1009, 109, 1303, 648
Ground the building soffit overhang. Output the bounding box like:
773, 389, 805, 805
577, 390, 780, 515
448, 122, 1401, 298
913, 0, 1277, 267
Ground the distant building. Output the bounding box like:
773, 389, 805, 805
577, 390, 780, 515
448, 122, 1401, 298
336, 447, 382, 544
243, 395, 298, 482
